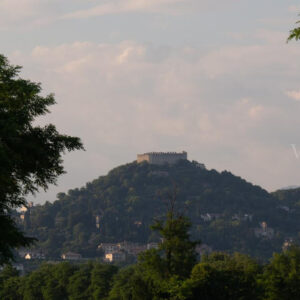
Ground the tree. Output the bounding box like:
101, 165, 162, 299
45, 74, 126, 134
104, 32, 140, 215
150, 189, 199, 279
0, 54, 83, 264
108, 189, 199, 299
89, 263, 118, 299
288, 15, 300, 41
263, 246, 300, 300
179, 252, 262, 300
0, 266, 23, 300
67, 263, 93, 300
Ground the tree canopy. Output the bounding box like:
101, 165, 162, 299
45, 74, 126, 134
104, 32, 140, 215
288, 14, 300, 42
0, 54, 83, 264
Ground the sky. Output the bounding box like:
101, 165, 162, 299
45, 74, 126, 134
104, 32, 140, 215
1, 0, 300, 203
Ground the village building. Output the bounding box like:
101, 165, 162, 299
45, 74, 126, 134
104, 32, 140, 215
24, 250, 45, 260
232, 213, 253, 222
147, 242, 159, 250
98, 243, 120, 254
98, 241, 154, 260
254, 222, 274, 239
134, 221, 142, 227
126, 245, 147, 256
282, 238, 294, 251
95, 215, 101, 229
105, 251, 126, 263
200, 213, 221, 222
61, 252, 82, 260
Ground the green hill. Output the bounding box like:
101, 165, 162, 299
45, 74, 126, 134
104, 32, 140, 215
19, 160, 300, 260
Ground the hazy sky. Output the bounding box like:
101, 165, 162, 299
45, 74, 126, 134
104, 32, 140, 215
1, 0, 300, 203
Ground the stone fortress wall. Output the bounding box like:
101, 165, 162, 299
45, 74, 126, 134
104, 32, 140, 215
137, 151, 187, 165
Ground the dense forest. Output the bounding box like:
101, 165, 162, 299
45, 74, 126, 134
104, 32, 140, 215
2, 247, 300, 300
5, 206, 300, 300
17, 160, 300, 260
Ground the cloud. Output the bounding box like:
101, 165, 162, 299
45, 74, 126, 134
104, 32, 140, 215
288, 5, 300, 14
10, 36, 300, 201
62, 0, 237, 19
0, 0, 238, 29
248, 105, 264, 119
0, 0, 60, 29
286, 90, 300, 101
63, 0, 189, 18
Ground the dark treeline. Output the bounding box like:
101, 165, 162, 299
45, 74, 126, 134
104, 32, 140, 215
1, 247, 300, 300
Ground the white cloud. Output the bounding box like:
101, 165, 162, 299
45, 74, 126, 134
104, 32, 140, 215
0, 0, 61, 29
286, 90, 300, 101
0, 0, 239, 29
288, 5, 300, 13
10, 37, 300, 201
0, 0, 94, 29
248, 105, 264, 119
62, 0, 237, 19
63, 0, 189, 18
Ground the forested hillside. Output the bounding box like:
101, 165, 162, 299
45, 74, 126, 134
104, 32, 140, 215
19, 160, 300, 259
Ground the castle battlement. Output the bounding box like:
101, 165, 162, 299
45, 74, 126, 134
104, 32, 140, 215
137, 151, 187, 165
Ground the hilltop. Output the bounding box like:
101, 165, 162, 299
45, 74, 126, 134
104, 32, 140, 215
18, 160, 300, 260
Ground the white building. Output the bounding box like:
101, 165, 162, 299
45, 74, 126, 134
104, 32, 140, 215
254, 222, 274, 239
98, 243, 120, 254
24, 251, 45, 260
61, 252, 82, 260
105, 251, 126, 263
147, 243, 159, 250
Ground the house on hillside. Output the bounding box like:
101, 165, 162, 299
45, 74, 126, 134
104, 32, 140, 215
95, 215, 101, 229
98, 243, 120, 254
232, 213, 253, 222
134, 221, 142, 227
282, 238, 294, 251
118, 241, 147, 256
24, 250, 45, 260
104, 251, 126, 263
147, 242, 159, 250
61, 252, 82, 260
254, 222, 274, 239
200, 213, 221, 222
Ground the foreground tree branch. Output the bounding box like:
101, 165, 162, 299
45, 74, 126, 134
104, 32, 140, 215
0, 54, 84, 264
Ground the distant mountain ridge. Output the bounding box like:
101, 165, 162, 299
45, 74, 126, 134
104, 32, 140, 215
278, 185, 300, 191
19, 160, 300, 260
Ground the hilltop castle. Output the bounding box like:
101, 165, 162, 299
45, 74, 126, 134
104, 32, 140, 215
137, 151, 187, 165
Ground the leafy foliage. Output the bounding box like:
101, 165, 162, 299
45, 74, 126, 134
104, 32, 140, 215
262, 246, 300, 300
0, 262, 117, 300
150, 192, 198, 279
288, 19, 300, 42
21, 160, 299, 260
2, 247, 300, 299
0, 54, 83, 264
180, 252, 262, 300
